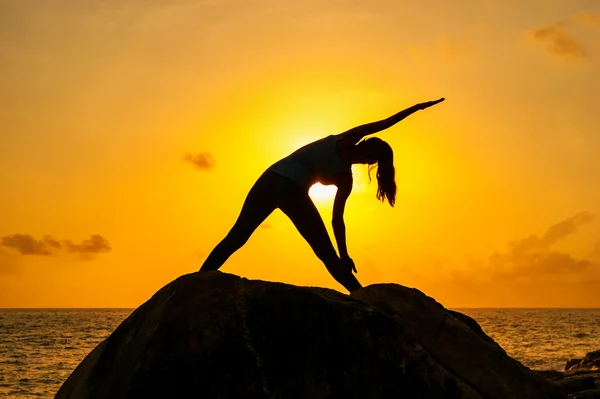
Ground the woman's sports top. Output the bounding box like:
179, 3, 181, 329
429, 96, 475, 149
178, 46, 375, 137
267, 135, 350, 189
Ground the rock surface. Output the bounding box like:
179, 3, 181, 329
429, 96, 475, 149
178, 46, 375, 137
352, 284, 566, 399
56, 272, 565, 399
560, 350, 600, 399
568, 351, 600, 373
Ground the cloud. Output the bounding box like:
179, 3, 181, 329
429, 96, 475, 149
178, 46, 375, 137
530, 11, 600, 62
490, 249, 592, 280
64, 234, 112, 259
403, 211, 600, 306
532, 25, 585, 60
1, 234, 54, 255
0, 233, 111, 260
185, 152, 216, 170
539, 211, 593, 247
43, 235, 62, 250
490, 211, 595, 280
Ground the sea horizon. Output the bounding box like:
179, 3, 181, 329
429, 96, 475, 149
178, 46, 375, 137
3, 306, 600, 310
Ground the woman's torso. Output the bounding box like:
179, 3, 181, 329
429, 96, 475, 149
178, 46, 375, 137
267, 135, 351, 189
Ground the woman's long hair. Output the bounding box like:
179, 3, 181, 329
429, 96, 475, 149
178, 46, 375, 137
359, 138, 397, 207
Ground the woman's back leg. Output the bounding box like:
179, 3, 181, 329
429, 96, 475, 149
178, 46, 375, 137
200, 177, 275, 271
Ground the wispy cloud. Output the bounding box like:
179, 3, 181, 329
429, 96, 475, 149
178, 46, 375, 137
532, 25, 585, 60
530, 10, 600, 62
490, 211, 595, 280
0, 233, 112, 260
1, 234, 55, 256
43, 235, 62, 250
185, 152, 216, 170
540, 211, 593, 247
64, 234, 112, 259
386, 211, 599, 306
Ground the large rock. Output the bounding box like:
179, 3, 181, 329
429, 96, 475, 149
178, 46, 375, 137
352, 284, 565, 399
56, 272, 565, 399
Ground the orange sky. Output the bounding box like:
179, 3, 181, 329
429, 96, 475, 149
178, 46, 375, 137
1, 0, 600, 307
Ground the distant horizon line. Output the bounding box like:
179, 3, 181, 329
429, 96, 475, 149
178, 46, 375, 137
1, 307, 599, 310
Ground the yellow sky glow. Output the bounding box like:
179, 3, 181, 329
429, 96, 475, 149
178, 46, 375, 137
1, 0, 600, 308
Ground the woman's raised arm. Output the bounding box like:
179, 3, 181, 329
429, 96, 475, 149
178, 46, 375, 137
338, 98, 445, 144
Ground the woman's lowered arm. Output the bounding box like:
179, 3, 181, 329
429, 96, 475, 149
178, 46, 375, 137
332, 173, 357, 273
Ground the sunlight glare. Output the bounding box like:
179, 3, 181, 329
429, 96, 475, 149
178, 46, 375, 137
309, 183, 337, 201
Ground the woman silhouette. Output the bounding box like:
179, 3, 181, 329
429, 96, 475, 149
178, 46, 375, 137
200, 98, 445, 292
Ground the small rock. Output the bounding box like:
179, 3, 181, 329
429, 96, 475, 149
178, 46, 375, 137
567, 350, 600, 372
568, 359, 583, 370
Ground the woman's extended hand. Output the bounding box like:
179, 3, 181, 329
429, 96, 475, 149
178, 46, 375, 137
420, 97, 445, 110
341, 255, 358, 273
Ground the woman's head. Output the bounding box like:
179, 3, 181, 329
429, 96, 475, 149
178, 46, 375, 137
355, 137, 396, 207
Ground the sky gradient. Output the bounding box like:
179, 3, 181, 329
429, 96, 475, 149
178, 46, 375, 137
2, 0, 600, 307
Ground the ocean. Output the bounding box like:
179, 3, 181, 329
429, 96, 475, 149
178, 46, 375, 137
0, 308, 598, 398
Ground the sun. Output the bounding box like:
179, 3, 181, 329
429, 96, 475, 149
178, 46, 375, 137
309, 183, 337, 201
